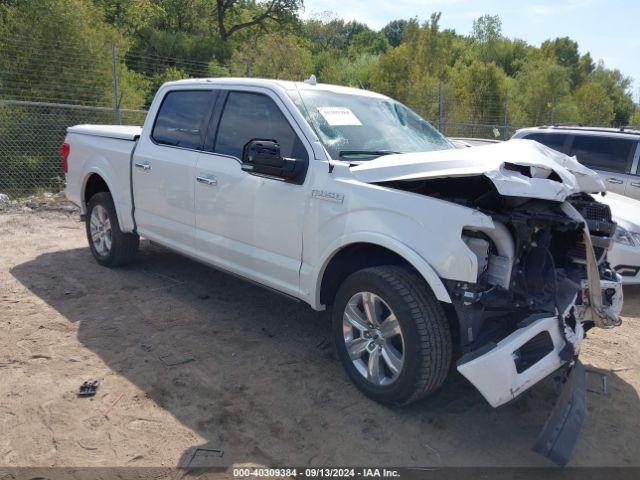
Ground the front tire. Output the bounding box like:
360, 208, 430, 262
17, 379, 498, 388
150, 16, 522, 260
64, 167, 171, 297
332, 266, 452, 405
86, 192, 139, 267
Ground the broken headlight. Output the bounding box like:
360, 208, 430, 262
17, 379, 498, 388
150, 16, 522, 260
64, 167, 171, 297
613, 225, 636, 246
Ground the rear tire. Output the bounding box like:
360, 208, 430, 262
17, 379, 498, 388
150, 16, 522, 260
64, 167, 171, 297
86, 192, 139, 267
332, 265, 452, 405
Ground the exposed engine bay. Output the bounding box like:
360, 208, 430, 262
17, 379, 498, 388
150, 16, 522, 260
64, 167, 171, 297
378, 175, 623, 359
358, 140, 625, 465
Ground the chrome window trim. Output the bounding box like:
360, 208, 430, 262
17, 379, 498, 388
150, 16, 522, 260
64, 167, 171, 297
631, 141, 640, 176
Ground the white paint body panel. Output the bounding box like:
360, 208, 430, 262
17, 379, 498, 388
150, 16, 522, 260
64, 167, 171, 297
63, 130, 136, 231
68, 124, 142, 141
352, 139, 606, 202
596, 192, 640, 284
457, 315, 583, 408
132, 135, 200, 250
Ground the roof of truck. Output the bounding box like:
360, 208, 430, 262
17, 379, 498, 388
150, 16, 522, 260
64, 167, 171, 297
162, 77, 388, 99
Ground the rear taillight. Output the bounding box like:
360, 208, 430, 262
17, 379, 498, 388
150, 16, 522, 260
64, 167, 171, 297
62, 143, 70, 173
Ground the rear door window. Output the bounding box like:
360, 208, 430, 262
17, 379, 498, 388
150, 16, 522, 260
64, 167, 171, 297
152, 90, 214, 150
522, 133, 568, 153
569, 135, 634, 174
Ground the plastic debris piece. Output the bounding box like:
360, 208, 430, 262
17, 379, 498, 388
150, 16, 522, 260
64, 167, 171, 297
78, 380, 99, 397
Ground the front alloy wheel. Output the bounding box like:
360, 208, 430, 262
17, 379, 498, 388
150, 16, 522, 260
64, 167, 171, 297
343, 291, 405, 386
332, 266, 452, 405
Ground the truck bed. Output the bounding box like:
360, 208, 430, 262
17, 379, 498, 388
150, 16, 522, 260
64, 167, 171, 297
67, 124, 142, 141
64, 125, 139, 232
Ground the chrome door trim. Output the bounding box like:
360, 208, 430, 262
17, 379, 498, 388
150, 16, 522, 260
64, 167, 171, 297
631, 141, 640, 175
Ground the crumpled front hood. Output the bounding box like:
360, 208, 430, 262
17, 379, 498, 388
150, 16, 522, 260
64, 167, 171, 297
351, 139, 606, 201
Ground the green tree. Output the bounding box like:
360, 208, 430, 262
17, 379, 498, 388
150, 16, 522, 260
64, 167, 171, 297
540, 37, 580, 86
577, 52, 595, 83
588, 64, 634, 125
574, 81, 614, 126
512, 59, 571, 125
472, 14, 502, 63
448, 60, 507, 130
215, 0, 302, 44
0, 0, 146, 108
369, 43, 412, 103
381, 19, 408, 47
349, 29, 388, 55
630, 104, 640, 127
228, 32, 312, 79
0, 0, 150, 195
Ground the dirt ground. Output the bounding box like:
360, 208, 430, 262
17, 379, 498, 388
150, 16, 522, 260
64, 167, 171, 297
1, 198, 640, 468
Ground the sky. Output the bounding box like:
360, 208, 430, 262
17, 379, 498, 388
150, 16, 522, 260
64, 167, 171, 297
303, 0, 640, 97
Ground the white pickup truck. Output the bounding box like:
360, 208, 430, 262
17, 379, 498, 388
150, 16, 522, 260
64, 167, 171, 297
64, 77, 624, 464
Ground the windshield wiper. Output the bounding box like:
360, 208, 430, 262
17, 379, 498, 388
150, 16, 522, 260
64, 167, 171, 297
338, 150, 401, 158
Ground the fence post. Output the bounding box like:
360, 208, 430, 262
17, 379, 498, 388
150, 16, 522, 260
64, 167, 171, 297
503, 88, 509, 139
438, 80, 445, 134
111, 44, 121, 125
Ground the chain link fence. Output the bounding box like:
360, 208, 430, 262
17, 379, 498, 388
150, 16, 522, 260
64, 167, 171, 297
0, 97, 520, 198
0, 100, 147, 197
0, 40, 523, 198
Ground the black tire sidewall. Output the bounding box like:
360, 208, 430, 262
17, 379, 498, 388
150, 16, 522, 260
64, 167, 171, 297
332, 268, 428, 405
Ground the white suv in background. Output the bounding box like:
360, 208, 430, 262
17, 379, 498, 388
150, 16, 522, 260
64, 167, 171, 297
512, 126, 640, 200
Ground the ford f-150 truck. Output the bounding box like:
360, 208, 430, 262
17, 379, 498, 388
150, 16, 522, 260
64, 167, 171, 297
63, 77, 624, 465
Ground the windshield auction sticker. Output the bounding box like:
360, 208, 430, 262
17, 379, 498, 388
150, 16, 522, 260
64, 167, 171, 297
317, 107, 362, 126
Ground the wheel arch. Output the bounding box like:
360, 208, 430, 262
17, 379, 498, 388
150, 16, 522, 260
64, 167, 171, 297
314, 234, 452, 310
83, 172, 110, 206
81, 170, 128, 232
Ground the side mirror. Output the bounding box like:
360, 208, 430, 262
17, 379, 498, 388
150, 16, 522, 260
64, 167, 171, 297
241, 139, 298, 180
243, 139, 284, 168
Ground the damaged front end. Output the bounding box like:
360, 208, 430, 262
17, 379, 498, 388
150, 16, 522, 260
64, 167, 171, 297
451, 191, 622, 363
375, 164, 623, 465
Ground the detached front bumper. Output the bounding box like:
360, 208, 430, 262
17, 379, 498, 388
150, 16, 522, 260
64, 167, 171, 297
456, 313, 588, 466
457, 275, 623, 408
456, 274, 622, 465
533, 361, 587, 466
456, 313, 583, 408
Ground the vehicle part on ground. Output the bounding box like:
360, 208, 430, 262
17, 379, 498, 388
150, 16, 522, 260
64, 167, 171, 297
78, 380, 99, 397
533, 361, 587, 466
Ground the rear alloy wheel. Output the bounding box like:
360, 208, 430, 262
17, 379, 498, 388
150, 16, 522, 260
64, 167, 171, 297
85, 192, 139, 267
332, 266, 452, 405
89, 204, 112, 257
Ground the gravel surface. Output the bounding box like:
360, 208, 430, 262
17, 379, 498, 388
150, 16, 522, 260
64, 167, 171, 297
1, 200, 639, 467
